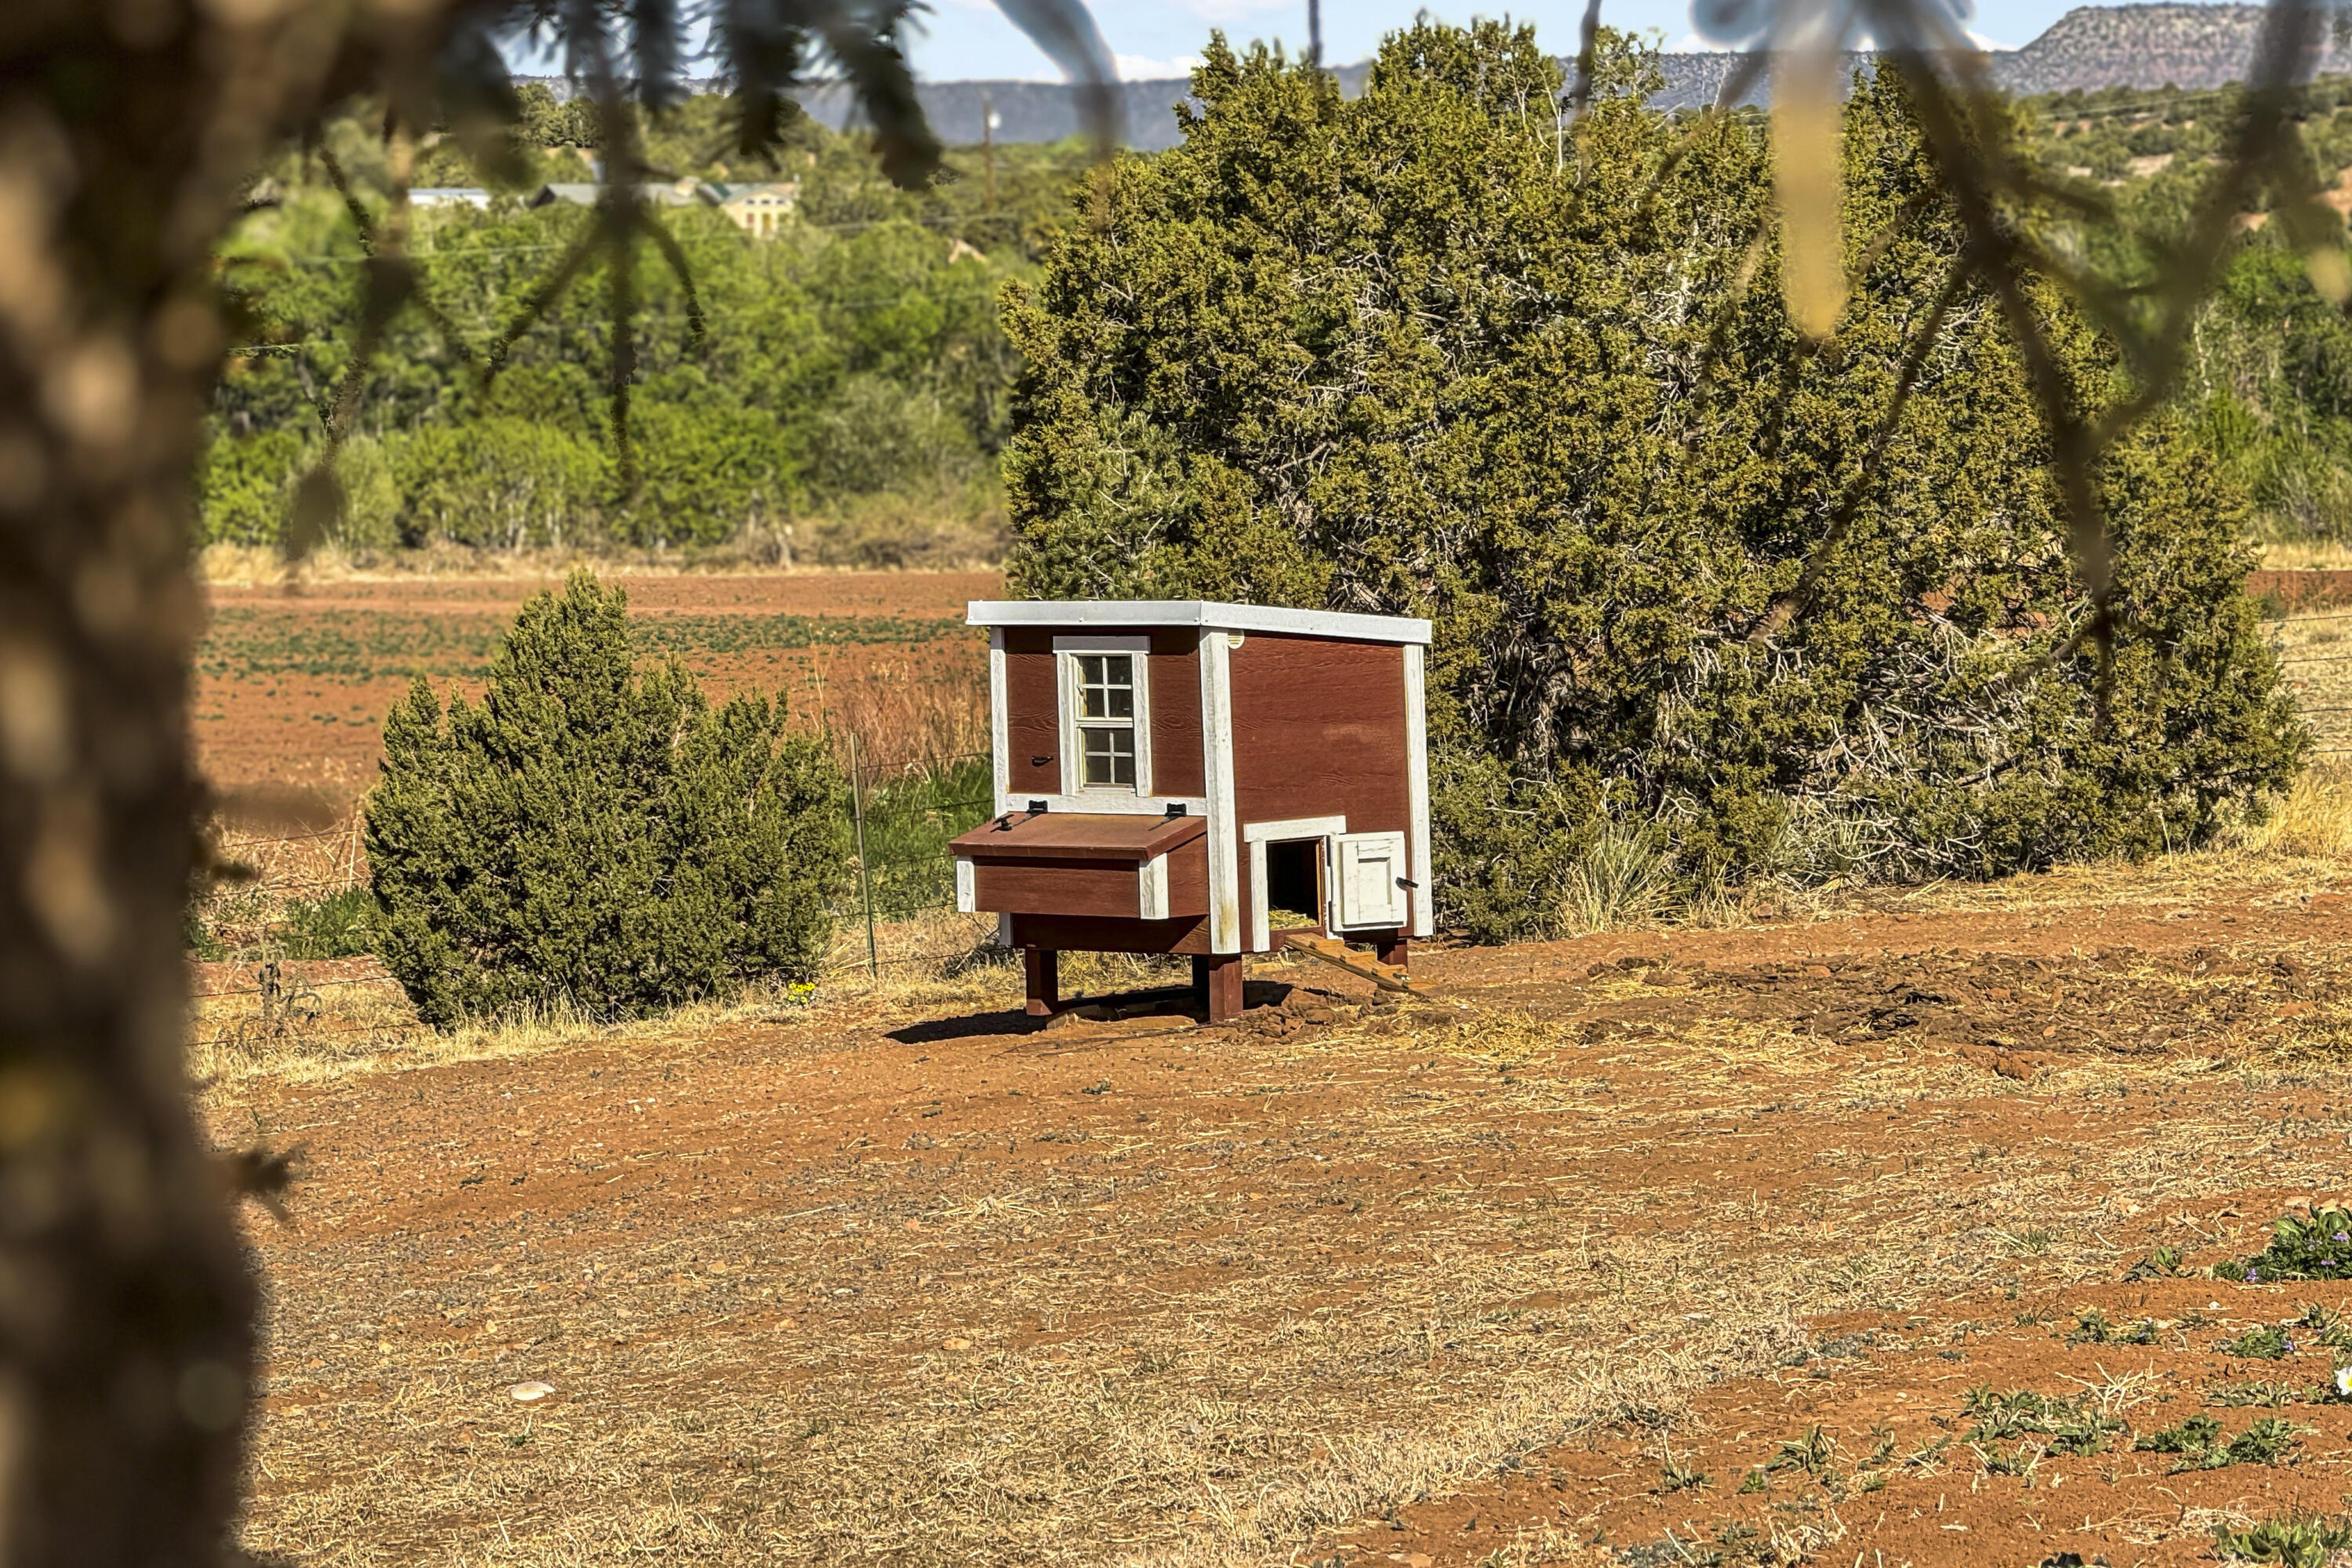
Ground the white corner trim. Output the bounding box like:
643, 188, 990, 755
970, 600, 1432, 647
1052, 634, 1154, 800
955, 855, 976, 914
1200, 629, 1240, 953
1248, 839, 1269, 953
1403, 642, 1434, 938
988, 630, 1011, 817
1137, 856, 1170, 920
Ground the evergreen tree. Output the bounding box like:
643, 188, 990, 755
1003, 24, 2305, 939
367, 572, 848, 1026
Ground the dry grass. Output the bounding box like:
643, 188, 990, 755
807, 655, 989, 769
219, 964, 2352, 1567
2261, 540, 2352, 572
197, 522, 1005, 590
2246, 758, 2352, 861
187, 898, 1200, 1090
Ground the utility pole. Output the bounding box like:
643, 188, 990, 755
1308, 0, 1323, 67
982, 92, 997, 212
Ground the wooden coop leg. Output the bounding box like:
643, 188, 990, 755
1376, 933, 1410, 971
1197, 954, 1243, 1023
1024, 947, 1060, 1017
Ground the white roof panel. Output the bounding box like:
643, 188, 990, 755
966, 600, 1431, 646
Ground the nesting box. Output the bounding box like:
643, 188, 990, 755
949, 601, 1433, 1022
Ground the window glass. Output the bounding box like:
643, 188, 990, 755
1077, 654, 1134, 720
1081, 727, 1135, 787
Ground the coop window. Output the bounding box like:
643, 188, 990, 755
1076, 654, 1134, 786
1054, 637, 1152, 796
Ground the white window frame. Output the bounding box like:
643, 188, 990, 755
1053, 635, 1153, 799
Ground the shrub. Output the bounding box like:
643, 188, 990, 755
366, 572, 848, 1027
194, 423, 307, 545
1001, 24, 2305, 940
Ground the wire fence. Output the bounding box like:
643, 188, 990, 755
190, 737, 1000, 1015
187, 595, 2352, 1022
832, 744, 996, 978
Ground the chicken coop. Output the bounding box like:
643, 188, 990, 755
949, 601, 1434, 1022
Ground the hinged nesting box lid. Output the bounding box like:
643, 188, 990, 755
950, 811, 1207, 864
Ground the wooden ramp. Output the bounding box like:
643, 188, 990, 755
1279, 933, 1425, 996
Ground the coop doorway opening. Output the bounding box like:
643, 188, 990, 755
1264, 839, 1326, 933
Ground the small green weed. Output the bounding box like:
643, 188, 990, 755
2299, 1303, 2352, 1350
2138, 1413, 2309, 1472
2221, 1325, 2297, 1360
2210, 1380, 2306, 1408
2214, 1510, 2352, 1566
1657, 1461, 1711, 1494
1736, 1468, 1769, 1495
2216, 1205, 2352, 1283
1904, 1436, 1953, 1472
2125, 1243, 2187, 1280
2066, 1308, 2157, 1345
1766, 1426, 1835, 1479
1960, 1387, 2124, 1455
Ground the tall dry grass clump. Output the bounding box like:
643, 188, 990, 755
805, 655, 989, 773
2244, 760, 2352, 860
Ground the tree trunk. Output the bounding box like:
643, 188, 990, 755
0, 3, 376, 1559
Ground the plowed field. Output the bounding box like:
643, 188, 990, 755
195, 570, 999, 803
209, 862, 2352, 1568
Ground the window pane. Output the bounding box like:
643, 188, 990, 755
1081, 727, 1135, 788
1102, 655, 1134, 719
1077, 653, 1134, 720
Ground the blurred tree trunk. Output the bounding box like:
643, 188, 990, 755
0, 4, 347, 1560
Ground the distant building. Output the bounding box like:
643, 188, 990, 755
410, 187, 492, 209
529, 180, 702, 209
702, 182, 800, 238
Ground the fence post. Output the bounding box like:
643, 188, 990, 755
849, 731, 878, 982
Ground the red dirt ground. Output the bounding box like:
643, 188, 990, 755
209, 873, 2352, 1566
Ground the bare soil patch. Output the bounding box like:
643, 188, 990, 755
195, 569, 998, 803
208, 869, 2352, 1567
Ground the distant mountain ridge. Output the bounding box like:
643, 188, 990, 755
517, 5, 2341, 152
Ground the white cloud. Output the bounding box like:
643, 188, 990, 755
1115, 51, 1204, 78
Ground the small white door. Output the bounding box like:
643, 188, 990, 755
1330, 832, 1409, 930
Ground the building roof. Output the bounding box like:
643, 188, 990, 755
703, 182, 799, 201
949, 811, 1206, 862
966, 600, 1432, 646
532, 181, 700, 207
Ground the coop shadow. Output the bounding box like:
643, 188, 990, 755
884, 979, 1301, 1044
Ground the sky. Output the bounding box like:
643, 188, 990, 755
903, 0, 2133, 81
